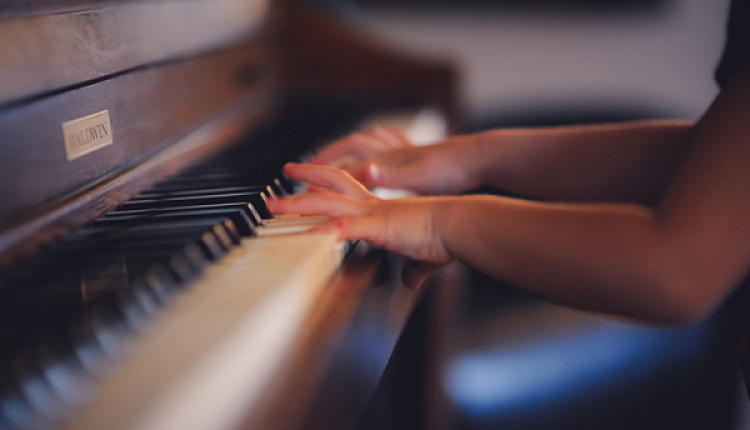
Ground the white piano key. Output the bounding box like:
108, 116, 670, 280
61, 220, 344, 430
257, 215, 330, 236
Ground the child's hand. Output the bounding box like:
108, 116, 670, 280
310, 126, 412, 164
268, 163, 456, 287
310, 127, 480, 195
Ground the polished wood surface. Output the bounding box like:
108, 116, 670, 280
0, 0, 269, 105
0, 47, 276, 273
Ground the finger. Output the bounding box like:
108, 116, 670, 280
309, 133, 388, 165
308, 137, 363, 165
369, 126, 413, 149
365, 161, 404, 189
307, 185, 328, 193
324, 157, 370, 186
267, 191, 369, 218
283, 163, 373, 200
365, 163, 385, 188
311, 215, 446, 287
307, 213, 384, 246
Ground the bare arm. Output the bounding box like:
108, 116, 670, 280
272, 69, 750, 325
313, 120, 693, 204
468, 120, 693, 204
440, 67, 750, 323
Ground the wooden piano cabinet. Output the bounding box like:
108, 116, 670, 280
0, 1, 460, 429
355, 262, 469, 430
274, 0, 460, 135
240, 250, 468, 430
239, 250, 412, 430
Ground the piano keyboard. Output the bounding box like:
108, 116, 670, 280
0, 137, 345, 429
0, 107, 445, 430
66, 228, 343, 430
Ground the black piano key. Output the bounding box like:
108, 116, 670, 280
116, 286, 161, 333
1, 213, 242, 313
70, 227, 215, 251
102, 250, 201, 287
141, 266, 183, 305
68, 321, 111, 378
0, 386, 35, 430
134, 184, 270, 199
63, 257, 185, 301
50, 235, 220, 299
197, 231, 226, 261
115, 192, 271, 219
89, 220, 240, 252
60, 305, 139, 384
152, 178, 286, 198
17, 248, 193, 298
170, 166, 292, 195
97, 246, 205, 284
158, 167, 282, 181
29, 221, 233, 291
86, 307, 134, 363
97, 210, 256, 237
101, 203, 263, 228
0, 218, 235, 370
80, 219, 240, 250
36, 341, 93, 410
271, 177, 291, 196
10, 230, 192, 276
92, 222, 238, 259
149, 174, 274, 190
11, 355, 65, 426
212, 219, 241, 247
6, 223, 228, 286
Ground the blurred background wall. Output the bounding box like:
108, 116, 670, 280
320, 0, 729, 129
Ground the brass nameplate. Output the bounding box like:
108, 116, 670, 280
62, 110, 113, 160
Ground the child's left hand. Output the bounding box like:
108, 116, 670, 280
267, 162, 456, 287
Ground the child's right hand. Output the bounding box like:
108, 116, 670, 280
309, 127, 481, 195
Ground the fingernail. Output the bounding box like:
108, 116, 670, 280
368, 163, 381, 184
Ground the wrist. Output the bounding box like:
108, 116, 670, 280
463, 131, 502, 189
430, 196, 463, 260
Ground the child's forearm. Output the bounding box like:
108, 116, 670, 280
437, 195, 713, 325
463, 120, 693, 204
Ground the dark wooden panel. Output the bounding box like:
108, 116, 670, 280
0, 0, 269, 105
0, 44, 274, 231
0, 91, 276, 274
0, 47, 279, 273
0, 0, 123, 17
275, 0, 460, 132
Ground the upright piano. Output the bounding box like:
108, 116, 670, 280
0, 1, 457, 429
